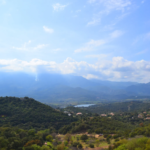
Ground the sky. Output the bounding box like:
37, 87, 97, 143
0, 0, 150, 83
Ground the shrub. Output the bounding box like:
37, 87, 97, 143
24, 140, 42, 147
64, 134, 72, 142
78, 143, 83, 149
56, 143, 65, 150
89, 143, 94, 148
80, 134, 88, 141
72, 142, 79, 148
46, 135, 53, 142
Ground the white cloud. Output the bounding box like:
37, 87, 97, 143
87, 18, 101, 26
87, 0, 132, 26
75, 39, 106, 53
75, 30, 124, 53
89, 0, 131, 11
136, 49, 148, 55
83, 74, 99, 79
43, 26, 54, 34
13, 41, 47, 51
132, 32, 150, 45
110, 30, 124, 38
0, 57, 150, 83
53, 3, 67, 11
13, 40, 31, 51
85, 54, 108, 58
34, 44, 48, 50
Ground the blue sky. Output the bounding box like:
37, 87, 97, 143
0, 0, 150, 83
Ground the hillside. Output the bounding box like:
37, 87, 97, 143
76, 101, 150, 114
59, 116, 133, 134
0, 97, 77, 130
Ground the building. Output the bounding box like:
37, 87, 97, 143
138, 114, 143, 118
109, 112, 114, 116
68, 113, 71, 116
76, 112, 82, 115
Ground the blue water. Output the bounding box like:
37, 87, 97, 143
75, 104, 95, 107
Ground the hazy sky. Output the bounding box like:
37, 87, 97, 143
0, 0, 150, 82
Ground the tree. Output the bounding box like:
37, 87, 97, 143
64, 133, 72, 142
115, 144, 127, 150
80, 134, 88, 142
46, 135, 53, 142
0, 137, 8, 149
28, 129, 36, 136
41, 145, 51, 150
31, 144, 41, 150
89, 143, 94, 148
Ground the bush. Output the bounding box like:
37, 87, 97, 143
72, 142, 82, 149
64, 141, 68, 146
80, 134, 88, 141
89, 143, 94, 148
78, 143, 83, 149
46, 135, 53, 142
64, 134, 72, 142
56, 143, 65, 150
72, 142, 79, 148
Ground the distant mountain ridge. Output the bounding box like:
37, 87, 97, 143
126, 83, 150, 96
0, 72, 149, 103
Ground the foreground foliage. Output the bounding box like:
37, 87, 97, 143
109, 137, 150, 150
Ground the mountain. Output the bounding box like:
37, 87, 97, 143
0, 72, 149, 103
126, 82, 150, 96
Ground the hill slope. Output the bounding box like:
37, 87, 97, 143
0, 97, 77, 130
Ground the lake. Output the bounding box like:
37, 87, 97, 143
74, 104, 95, 108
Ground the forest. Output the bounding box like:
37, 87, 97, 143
1, 97, 150, 149
0, 97, 77, 131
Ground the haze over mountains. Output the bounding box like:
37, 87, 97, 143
0, 72, 150, 103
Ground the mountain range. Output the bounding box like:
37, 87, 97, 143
0, 72, 150, 103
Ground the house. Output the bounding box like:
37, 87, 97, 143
68, 113, 71, 116
109, 112, 114, 116
138, 114, 143, 118
76, 112, 82, 115
101, 114, 107, 117
64, 111, 68, 113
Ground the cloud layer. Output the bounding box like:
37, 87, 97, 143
0, 57, 150, 83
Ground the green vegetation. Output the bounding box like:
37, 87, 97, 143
59, 116, 132, 134
1, 96, 150, 149
0, 97, 77, 131
109, 137, 150, 150
70, 101, 150, 114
